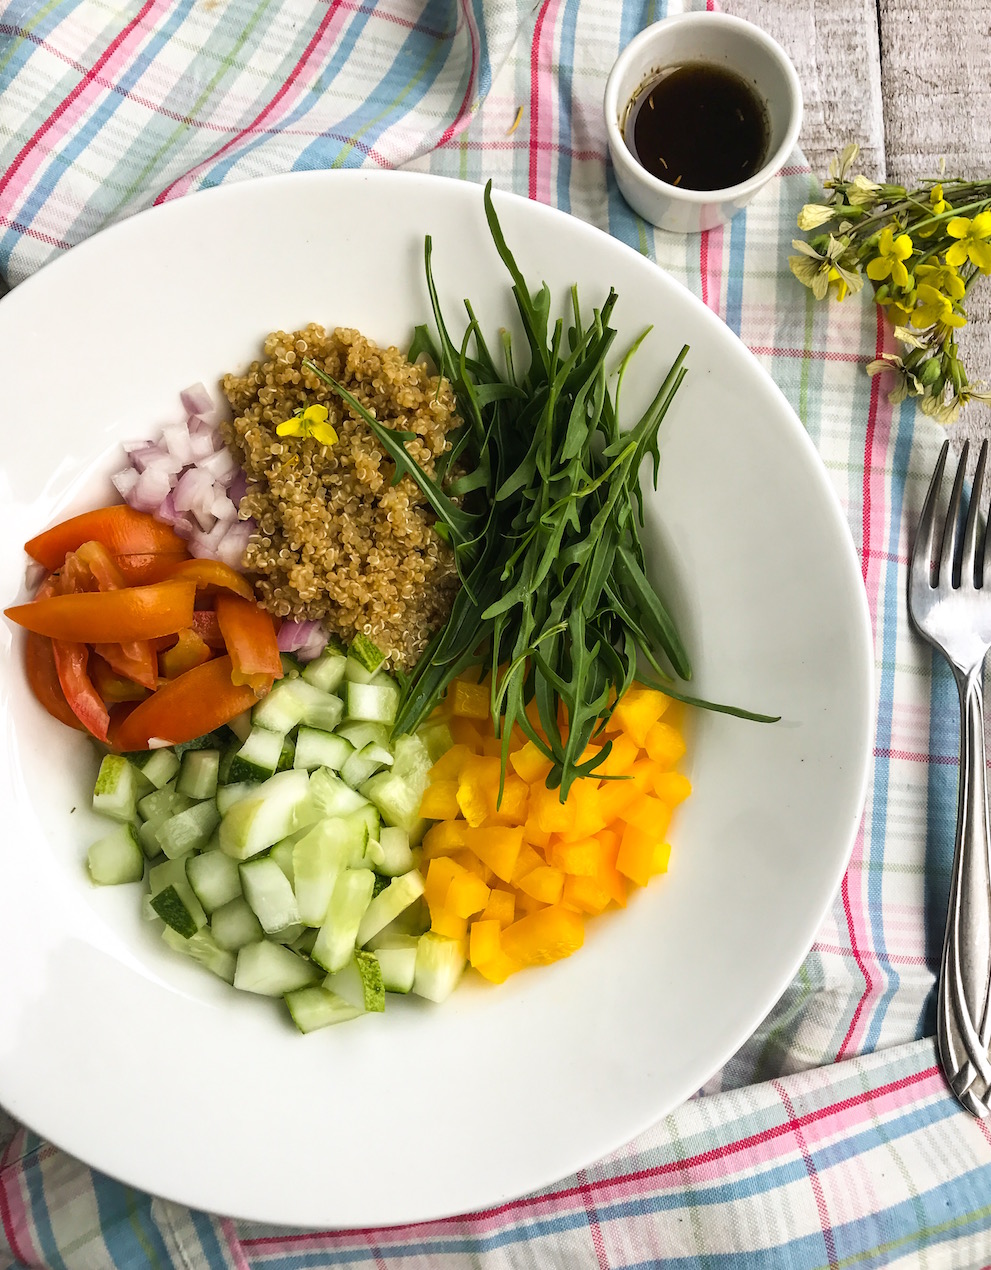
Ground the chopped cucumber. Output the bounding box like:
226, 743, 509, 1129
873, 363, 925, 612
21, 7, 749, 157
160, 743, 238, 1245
301, 650, 348, 694
138, 783, 194, 827
364, 895, 430, 945
227, 710, 254, 743
310, 868, 376, 974
269, 922, 306, 945
211, 896, 264, 950
87, 823, 144, 885
412, 931, 467, 1003
280, 652, 304, 679
308, 769, 371, 818
250, 679, 306, 733
216, 781, 260, 816
138, 748, 181, 790
151, 882, 207, 939
334, 720, 391, 751
392, 733, 432, 785
228, 726, 285, 783
137, 820, 164, 860
348, 634, 387, 676
293, 820, 350, 925
340, 804, 381, 862
324, 950, 385, 1013
218, 769, 311, 860
340, 741, 393, 790
277, 735, 296, 773
234, 941, 320, 996
284, 984, 361, 1032
417, 720, 455, 764
162, 926, 236, 984
356, 870, 425, 946
158, 801, 220, 859
290, 927, 318, 956
239, 856, 301, 934
345, 680, 399, 725
92, 755, 141, 823
360, 771, 428, 844
372, 936, 419, 994
368, 826, 414, 877
270, 837, 296, 885
177, 749, 220, 800
185, 849, 242, 914
149, 856, 188, 895
293, 727, 354, 773
291, 681, 345, 732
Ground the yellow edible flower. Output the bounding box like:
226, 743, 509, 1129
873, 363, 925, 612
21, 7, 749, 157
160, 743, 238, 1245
866, 227, 914, 288
276, 403, 338, 446
945, 212, 991, 272
910, 283, 967, 330
914, 261, 965, 301
918, 184, 951, 237
827, 267, 849, 302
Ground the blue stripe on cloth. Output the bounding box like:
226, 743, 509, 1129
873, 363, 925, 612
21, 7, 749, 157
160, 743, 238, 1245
724, 206, 747, 336
287, 0, 464, 176
20, 1132, 69, 1270
552, 0, 580, 215
90, 1177, 172, 1269
0, 0, 199, 262
0, 0, 91, 92
191, 1206, 235, 1269
861, 405, 917, 1050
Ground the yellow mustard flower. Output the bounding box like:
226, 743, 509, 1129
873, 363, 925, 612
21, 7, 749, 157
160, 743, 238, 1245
866, 227, 914, 288
276, 403, 338, 446
910, 283, 967, 330
918, 184, 952, 238
914, 261, 966, 301
827, 267, 849, 302
945, 211, 991, 271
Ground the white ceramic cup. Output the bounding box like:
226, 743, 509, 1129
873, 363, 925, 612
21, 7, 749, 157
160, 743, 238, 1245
604, 13, 803, 234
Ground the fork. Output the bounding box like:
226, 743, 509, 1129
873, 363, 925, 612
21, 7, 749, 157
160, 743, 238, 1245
909, 438, 991, 1118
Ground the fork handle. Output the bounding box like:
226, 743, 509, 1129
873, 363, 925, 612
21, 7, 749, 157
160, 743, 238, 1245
938, 664, 991, 1117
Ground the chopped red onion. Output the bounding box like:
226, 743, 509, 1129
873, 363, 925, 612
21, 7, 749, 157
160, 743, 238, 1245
111, 469, 140, 500
229, 469, 248, 508
162, 421, 195, 467
180, 383, 216, 421
277, 620, 329, 664
215, 520, 254, 569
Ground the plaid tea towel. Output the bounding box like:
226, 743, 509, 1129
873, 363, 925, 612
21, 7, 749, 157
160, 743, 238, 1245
1, 0, 990, 1265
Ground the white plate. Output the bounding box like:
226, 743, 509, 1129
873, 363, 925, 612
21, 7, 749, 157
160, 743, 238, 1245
0, 172, 873, 1228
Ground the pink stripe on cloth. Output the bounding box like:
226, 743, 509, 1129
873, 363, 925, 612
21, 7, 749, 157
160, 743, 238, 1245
240, 1066, 946, 1252
154, 0, 346, 205
773, 1081, 840, 1270
528, 0, 560, 202
435, 0, 479, 149
837, 305, 895, 1062
0, 1130, 37, 1267
0, 0, 161, 212
700, 225, 724, 313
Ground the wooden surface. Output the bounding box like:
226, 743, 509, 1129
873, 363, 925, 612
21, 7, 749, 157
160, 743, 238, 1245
728, 0, 991, 444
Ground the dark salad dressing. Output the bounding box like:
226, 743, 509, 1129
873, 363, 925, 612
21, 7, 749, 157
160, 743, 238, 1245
627, 62, 769, 192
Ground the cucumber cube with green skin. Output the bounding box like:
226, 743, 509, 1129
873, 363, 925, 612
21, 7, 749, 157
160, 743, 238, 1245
239, 856, 301, 934
228, 727, 285, 783
269, 838, 296, 886
86, 823, 144, 885
234, 941, 320, 996
340, 742, 393, 790
137, 819, 165, 861
92, 755, 141, 823
310, 868, 376, 973
348, 634, 387, 675
227, 710, 253, 743
279, 653, 304, 679
292, 820, 352, 926
364, 895, 430, 945
157, 801, 221, 860
324, 950, 385, 1012
215, 781, 260, 816
210, 896, 263, 950
417, 720, 456, 764
369, 826, 414, 877
360, 771, 428, 844
250, 680, 306, 733
177, 749, 220, 800
292, 727, 354, 773
356, 870, 425, 946
137, 748, 181, 790
138, 783, 194, 827
161, 926, 236, 984
345, 680, 399, 725
284, 985, 362, 1033
276, 735, 296, 773
334, 721, 391, 751
151, 883, 207, 939
148, 856, 190, 895
291, 681, 344, 732
307, 769, 371, 819
412, 931, 467, 1003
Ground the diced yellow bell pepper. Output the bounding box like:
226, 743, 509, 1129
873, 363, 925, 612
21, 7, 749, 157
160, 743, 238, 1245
421, 819, 469, 859
473, 948, 522, 983
501, 904, 584, 966
523, 817, 552, 849
644, 720, 686, 768
510, 739, 554, 785
616, 823, 671, 887
481, 735, 505, 758
612, 687, 670, 747
562, 873, 612, 914
517, 865, 565, 904
447, 871, 491, 919
558, 779, 607, 841
594, 734, 639, 776
489, 774, 529, 824
424, 856, 463, 911
428, 744, 474, 782
654, 771, 692, 805
431, 908, 469, 939
547, 836, 602, 876
452, 848, 493, 884
469, 918, 502, 968
450, 718, 484, 751
514, 891, 548, 916
623, 794, 672, 836
531, 782, 577, 834
480, 887, 516, 926
419, 779, 461, 821
450, 679, 490, 719
595, 775, 641, 825
465, 825, 524, 882
510, 842, 544, 885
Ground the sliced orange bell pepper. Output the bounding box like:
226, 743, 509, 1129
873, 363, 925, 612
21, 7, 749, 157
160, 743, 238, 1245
5, 579, 197, 643
213, 593, 282, 693
191, 609, 226, 650
159, 628, 213, 680
52, 640, 110, 742
112, 552, 189, 586
93, 641, 159, 691
24, 633, 85, 731
89, 655, 151, 704
110, 655, 261, 751
163, 558, 255, 600
25, 506, 187, 571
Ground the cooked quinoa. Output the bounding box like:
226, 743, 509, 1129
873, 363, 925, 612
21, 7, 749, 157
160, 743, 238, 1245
220, 324, 461, 667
